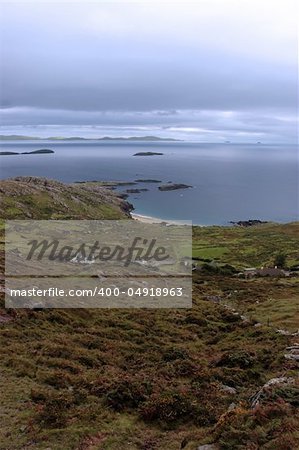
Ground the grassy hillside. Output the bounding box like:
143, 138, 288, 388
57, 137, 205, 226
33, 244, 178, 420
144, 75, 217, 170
192, 223, 299, 333
193, 222, 299, 268
0, 302, 297, 450
0, 178, 298, 449
0, 177, 132, 220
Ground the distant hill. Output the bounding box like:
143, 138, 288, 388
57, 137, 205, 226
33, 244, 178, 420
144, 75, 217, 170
0, 135, 180, 142
0, 135, 40, 140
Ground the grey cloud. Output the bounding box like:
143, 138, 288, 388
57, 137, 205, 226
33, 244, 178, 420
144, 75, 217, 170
0, 1, 297, 142
0, 107, 296, 143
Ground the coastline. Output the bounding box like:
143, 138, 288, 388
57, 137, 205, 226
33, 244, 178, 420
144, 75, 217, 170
131, 213, 291, 227
131, 212, 192, 225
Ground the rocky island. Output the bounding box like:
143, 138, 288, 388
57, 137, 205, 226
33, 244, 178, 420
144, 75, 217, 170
134, 179, 162, 183
125, 188, 149, 194
158, 183, 192, 191
133, 152, 164, 156
0, 151, 19, 155
0, 149, 54, 156
21, 149, 55, 154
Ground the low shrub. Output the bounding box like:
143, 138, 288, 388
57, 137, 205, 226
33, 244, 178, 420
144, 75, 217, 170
104, 377, 152, 411
216, 351, 255, 369
139, 390, 192, 423
30, 388, 74, 428
162, 347, 190, 362
40, 370, 74, 389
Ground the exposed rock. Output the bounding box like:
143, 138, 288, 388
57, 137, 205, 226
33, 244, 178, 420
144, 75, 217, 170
284, 344, 299, 361
255, 267, 290, 277
125, 188, 149, 194
250, 377, 296, 408
284, 354, 299, 361
286, 344, 299, 350
205, 295, 222, 303
158, 183, 192, 191
197, 445, 219, 450
277, 328, 299, 336
230, 219, 268, 227
219, 384, 237, 395
227, 402, 237, 411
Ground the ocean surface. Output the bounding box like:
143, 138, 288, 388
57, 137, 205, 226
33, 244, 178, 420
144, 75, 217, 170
0, 140, 298, 225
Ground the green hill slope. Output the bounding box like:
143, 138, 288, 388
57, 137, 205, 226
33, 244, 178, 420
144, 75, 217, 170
0, 176, 132, 220
0, 177, 298, 449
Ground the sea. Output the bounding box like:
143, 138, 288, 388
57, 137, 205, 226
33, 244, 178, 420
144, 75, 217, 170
0, 140, 298, 225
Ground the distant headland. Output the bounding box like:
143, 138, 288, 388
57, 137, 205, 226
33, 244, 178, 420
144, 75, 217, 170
0, 135, 181, 142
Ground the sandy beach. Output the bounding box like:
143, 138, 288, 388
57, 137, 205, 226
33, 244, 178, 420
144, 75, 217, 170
131, 213, 191, 225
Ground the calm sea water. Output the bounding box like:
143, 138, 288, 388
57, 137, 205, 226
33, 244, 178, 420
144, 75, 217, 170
0, 140, 298, 225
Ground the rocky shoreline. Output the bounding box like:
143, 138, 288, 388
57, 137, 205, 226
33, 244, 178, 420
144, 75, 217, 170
0, 176, 279, 227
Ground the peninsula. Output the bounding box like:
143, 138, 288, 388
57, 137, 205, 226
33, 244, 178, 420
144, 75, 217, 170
0, 135, 180, 142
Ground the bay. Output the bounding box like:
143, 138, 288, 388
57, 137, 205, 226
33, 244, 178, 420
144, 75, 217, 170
0, 140, 297, 225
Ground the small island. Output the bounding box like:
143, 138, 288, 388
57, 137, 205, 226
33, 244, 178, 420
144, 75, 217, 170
125, 188, 149, 194
21, 149, 54, 154
134, 179, 162, 183
133, 152, 164, 156
158, 183, 192, 191
0, 149, 54, 156
0, 151, 19, 155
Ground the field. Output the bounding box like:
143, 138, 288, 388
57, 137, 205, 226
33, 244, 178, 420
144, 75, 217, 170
0, 178, 298, 449
193, 222, 299, 268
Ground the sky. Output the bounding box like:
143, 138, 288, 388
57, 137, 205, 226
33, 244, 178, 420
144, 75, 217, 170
0, 0, 298, 142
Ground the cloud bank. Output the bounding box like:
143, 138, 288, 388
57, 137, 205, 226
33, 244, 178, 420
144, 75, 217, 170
0, 1, 297, 142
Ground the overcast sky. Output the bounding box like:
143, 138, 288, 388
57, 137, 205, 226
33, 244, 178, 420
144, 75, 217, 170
0, 0, 297, 141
